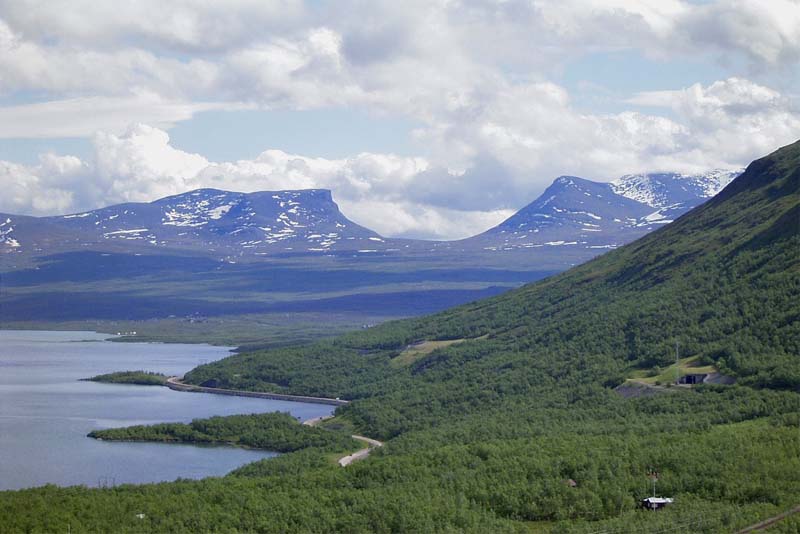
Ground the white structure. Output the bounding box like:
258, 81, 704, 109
641, 497, 674, 510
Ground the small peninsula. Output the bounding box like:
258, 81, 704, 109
84, 370, 168, 386
88, 412, 359, 453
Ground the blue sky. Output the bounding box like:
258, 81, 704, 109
0, 0, 798, 239
0, 49, 738, 165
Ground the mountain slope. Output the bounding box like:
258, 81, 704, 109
187, 140, 798, 422
611, 169, 740, 218
466, 176, 654, 251
0, 170, 740, 334
459, 170, 740, 253
2, 142, 797, 533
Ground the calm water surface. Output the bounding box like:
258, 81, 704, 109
0, 330, 334, 490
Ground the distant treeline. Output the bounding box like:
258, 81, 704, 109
85, 370, 167, 386
89, 412, 358, 453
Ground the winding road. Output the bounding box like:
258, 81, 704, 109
302, 415, 384, 466
337, 435, 384, 466
166, 377, 383, 466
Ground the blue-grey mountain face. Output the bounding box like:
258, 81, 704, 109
0, 169, 740, 263
0, 171, 741, 325
461, 170, 741, 253
1, 189, 386, 259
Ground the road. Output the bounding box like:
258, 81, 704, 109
165, 376, 349, 406
337, 435, 384, 467
302, 415, 335, 427
166, 377, 383, 467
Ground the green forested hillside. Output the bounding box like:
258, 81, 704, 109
1, 142, 798, 533
185, 139, 799, 436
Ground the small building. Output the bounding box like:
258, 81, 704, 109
641, 497, 674, 510
678, 373, 707, 385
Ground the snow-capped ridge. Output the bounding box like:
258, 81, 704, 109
6, 187, 382, 256
466, 169, 738, 252
611, 169, 742, 208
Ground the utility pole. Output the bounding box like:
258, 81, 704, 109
647, 470, 659, 498
675, 340, 680, 385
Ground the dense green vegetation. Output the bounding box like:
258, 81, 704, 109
89, 412, 358, 453
0, 141, 798, 532
85, 370, 167, 386
185, 140, 799, 437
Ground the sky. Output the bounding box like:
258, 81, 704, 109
0, 0, 798, 239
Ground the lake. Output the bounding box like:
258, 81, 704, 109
0, 330, 335, 491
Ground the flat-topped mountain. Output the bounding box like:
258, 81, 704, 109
0, 188, 385, 258
1, 169, 740, 261
0, 168, 742, 327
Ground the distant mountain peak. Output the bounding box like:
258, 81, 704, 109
467, 169, 739, 253
1, 169, 743, 261
611, 169, 742, 209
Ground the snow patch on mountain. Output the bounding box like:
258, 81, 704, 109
103, 228, 158, 242
469, 169, 739, 253
104, 228, 149, 235
0, 218, 20, 248
611, 169, 741, 208
161, 191, 242, 228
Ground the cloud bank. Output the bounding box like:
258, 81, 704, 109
0, 1, 798, 238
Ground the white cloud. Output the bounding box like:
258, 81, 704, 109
627, 78, 800, 167
92, 124, 210, 203
2, 1, 797, 107
0, 2, 798, 238
0, 0, 307, 52
0, 93, 238, 138
0, 19, 221, 97
681, 0, 800, 66
337, 199, 515, 241
2, 74, 799, 239
0, 154, 87, 215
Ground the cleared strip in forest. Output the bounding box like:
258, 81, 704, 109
736, 504, 800, 533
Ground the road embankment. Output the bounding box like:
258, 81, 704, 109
165, 377, 349, 406
165, 377, 382, 466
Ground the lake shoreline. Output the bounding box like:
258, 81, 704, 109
0, 330, 334, 491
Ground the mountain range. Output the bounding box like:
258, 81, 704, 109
0, 169, 740, 262
0, 168, 741, 333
